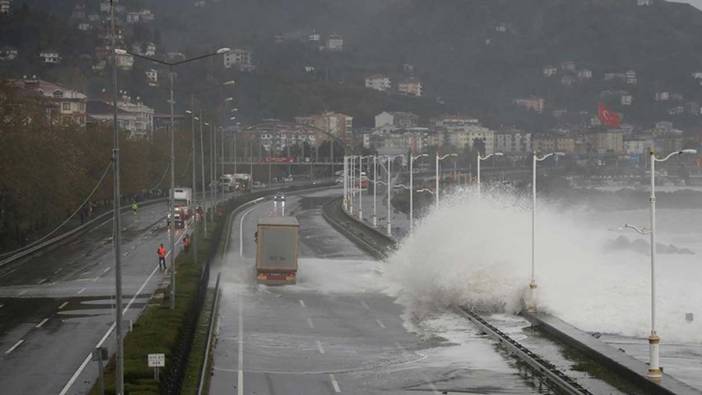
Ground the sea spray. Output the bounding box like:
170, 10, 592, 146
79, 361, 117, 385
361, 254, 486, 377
384, 189, 702, 343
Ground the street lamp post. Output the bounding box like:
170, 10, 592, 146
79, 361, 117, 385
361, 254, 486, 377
185, 106, 198, 266
358, 155, 373, 221
386, 156, 391, 236
476, 152, 504, 197
435, 153, 458, 210
528, 151, 565, 312
373, 155, 377, 227
200, 119, 208, 234
410, 153, 428, 233
638, 148, 696, 380
343, 156, 348, 211
108, 2, 124, 393
116, 46, 230, 310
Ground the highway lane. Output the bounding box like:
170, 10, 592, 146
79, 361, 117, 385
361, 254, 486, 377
0, 198, 191, 395
209, 189, 536, 394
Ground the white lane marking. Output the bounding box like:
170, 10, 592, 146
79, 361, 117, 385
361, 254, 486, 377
77, 287, 86, 295
37, 278, 48, 284
307, 317, 315, 329
59, 263, 162, 395
36, 318, 49, 328
299, 299, 306, 308
0, 304, 4, 309
329, 373, 341, 393
395, 342, 439, 394
17, 289, 28, 297
54, 268, 63, 274
102, 267, 111, 274
58, 301, 69, 310
237, 292, 244, 395
92, 276, 100, 282
360, 300, 370, 310
375, 319, 386, 329
316, 340, 325, 354
239, 206, 258, 257
5, 339, 24, 355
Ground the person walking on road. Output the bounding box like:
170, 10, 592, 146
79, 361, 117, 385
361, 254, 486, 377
131, 201, 139, 215
183, 234, 191, 254
157, 243, 167, 271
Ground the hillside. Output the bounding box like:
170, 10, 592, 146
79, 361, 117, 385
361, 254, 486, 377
4, 0, 702, 130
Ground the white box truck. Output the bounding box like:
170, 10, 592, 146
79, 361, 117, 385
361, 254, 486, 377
255, 216, 299, 285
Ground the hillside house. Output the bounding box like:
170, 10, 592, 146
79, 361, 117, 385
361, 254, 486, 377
11, 78, 87, 126
326, 34, 343, 51
625, 70, 637, 85
223, 49, 253, 69
365, 75, 391, 92
146, 69, 158, 86
560, 61, 576, 72
0, 47, 18, 61
398, 78, 422, 96
543, 66, 557, 77
39, 50, 61, 64
621, 95, 633, 106
637, 0, 653, 6
577, 69, 592, 79
514, 97, 545, 113
374, 111, 419, 129
1, 0, 12, 14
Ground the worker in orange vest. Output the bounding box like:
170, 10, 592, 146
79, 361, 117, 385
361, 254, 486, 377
157, 243, 167, 271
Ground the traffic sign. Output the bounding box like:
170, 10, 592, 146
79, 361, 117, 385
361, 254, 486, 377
147, 353, 165, 367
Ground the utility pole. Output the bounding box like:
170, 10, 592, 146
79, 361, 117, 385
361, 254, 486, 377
168, 66, 176, 310
109, 1, 124, 393
190, 95, 198, 265
200, 118, 208, 234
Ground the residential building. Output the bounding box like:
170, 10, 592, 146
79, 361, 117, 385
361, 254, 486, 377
514, 96, 545, 113
326, 34, 343, 51
127, 12, 140, 23
580, 130, 625, 154
308, 30, 320, 42
543, 66, 558, 77
247, 124, 318, 153
116, 95, 154, 138
146, 69, 158, 86
495, 23, 508, 32
621, 95, 633, 106
532, 134, 576, 154
115, 52, 134, 70
374, 111, 419, 129
11, 78, 87, 126
624, 136, 653, 155
145, 42, 156, 56
637, 0, 653, 6
138, 9, 155, 22
223, 48, 253, 70
625, 70, 637, 85
0, 46, 18, 61
39, 50, 61, 64
77, 22, 91, 31
560, 61, 577, 71
295, 112, 353, 142
398, 78, 422, 97
87, 100, 138, 134
440, 122, 495, 154
495, 129, 531, 154
365, 74, 391, 92
1, 0, 11, 14
655, 91, 670, 101
561, 75, 576, 86
577, 69, 592, 80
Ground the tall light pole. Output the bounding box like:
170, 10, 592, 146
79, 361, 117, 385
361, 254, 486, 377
386, 156, 392, 236
185, 106, 198, 265
358, 155, 373, 221
343, 156, 348, 211
528, 151, 564, 312
349, 156, 355, 215
476, 152, 504, 197
410, 153, 428, 233
435, 153, 457, 210
635, 148, 696, 380
116, 46, 230, 310
200, 119, 208, 234
372, 155, 378, 226
109, 2, 124, 393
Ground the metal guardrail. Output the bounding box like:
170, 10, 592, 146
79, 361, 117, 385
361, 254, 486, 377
197, 272, 221, 395
0, 198, 167, 268
455, 307, 593, 395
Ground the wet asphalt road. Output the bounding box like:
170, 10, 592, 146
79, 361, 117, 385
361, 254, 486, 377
0, 199, 189, 395
208, 189, 537, 395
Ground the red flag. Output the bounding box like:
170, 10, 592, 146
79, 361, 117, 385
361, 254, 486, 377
598, 103, 621, 128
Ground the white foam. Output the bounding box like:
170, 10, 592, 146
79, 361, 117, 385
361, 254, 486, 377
384, 189, 702, 343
